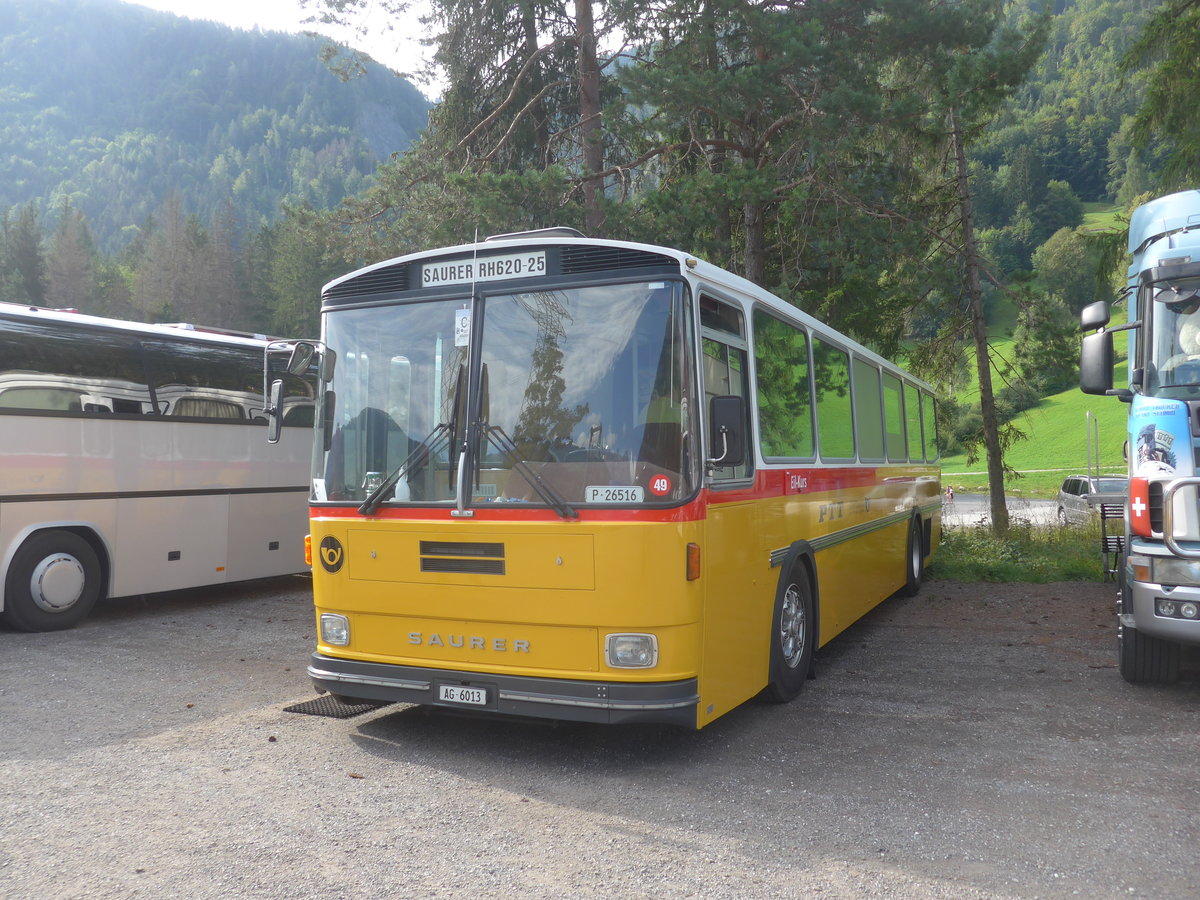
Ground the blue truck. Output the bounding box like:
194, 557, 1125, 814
1081, 189, 1200, 682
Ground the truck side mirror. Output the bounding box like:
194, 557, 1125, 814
1080, 301, 1110, 332
1080, 330, 1122, 397
707, 395, 745, 467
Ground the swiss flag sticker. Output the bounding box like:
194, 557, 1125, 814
1129, 477, 1152, 537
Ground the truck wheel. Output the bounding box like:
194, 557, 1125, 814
1, 531, 102, 632
1118, 621, 1181, 684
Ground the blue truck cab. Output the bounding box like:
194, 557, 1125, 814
1081, 189, 1200, 682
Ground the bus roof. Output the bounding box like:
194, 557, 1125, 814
0, 301, 280, 348
322, 233, 931, 390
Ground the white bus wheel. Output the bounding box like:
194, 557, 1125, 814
2, 531, 102, 632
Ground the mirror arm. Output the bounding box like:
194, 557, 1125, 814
706, 427, 730, 466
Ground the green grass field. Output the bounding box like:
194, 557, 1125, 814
939, 206, 1130, 498
941, 388, 1127, 496
1080, 201, 1125, 233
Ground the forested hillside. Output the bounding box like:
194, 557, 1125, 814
0, 0, 1188, 402
0, 0, 429, 252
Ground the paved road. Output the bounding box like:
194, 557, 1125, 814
943, 492, 1058, 528
1, 575, 1197, 899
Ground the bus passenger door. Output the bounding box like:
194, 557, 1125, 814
697, 296, 767, 725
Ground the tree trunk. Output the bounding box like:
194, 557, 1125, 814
743, 201, 766, 285
576, 0, 604, 236
574, 0, 603, 233
520, 3, 549, 165
951, 109, 1009, 533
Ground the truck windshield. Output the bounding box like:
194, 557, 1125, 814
317, 280, 698, 508
1147, 277, 1200, 398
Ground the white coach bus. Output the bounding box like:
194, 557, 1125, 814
0, 303, 314, 631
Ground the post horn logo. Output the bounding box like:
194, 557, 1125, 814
319, 536, 345, 574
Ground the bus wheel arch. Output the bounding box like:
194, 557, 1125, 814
763, 547, 817, 704
1, 528, 107, 632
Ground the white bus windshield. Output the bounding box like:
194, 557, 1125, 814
319, 280, 697, 507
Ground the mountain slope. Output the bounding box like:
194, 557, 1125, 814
0, 0, 430, 251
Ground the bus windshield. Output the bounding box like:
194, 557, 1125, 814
1147, 276, 1200, 398
319, 279, 698, 507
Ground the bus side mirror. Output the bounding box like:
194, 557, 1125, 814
267, 379, 285, 443
1080, 331, 1116, 396
320, 348, 336, 382
322, 391, 336, 452
286, 342, 315, 375
707, 395, 745, 467
284, 341, 335, 382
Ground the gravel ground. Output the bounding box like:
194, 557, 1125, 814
1, 575, 1197, 900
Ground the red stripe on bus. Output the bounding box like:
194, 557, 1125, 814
311, 464, 936, 523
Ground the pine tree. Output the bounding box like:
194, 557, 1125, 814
1121, 0, 1200, 187
45, 203, 99, 312
2, 204, 47, 306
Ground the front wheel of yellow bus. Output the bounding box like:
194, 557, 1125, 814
764, 567, 814, 703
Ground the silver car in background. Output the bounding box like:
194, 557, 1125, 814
1057, 475, 1128, 525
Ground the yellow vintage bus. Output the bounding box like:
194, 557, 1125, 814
272, 229, 940, 728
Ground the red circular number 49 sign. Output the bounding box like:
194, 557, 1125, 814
649, 474, 672, 496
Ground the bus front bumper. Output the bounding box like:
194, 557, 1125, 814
307, 653, 700, 727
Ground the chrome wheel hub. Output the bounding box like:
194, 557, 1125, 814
779, 583, 806, 669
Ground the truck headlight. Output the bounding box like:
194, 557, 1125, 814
605, 633, 658, 668
320, 613, 351, 646
1152, 557, 1200, 586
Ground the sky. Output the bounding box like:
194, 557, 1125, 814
128, 0, 436, 92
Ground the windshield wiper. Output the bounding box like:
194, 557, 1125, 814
358, 423, 451, 516
484, 425, 577, 519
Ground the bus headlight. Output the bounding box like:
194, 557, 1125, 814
605, 633, 658, 668
320, 613, 351, 646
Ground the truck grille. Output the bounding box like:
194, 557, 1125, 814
1149, 482, 1164, 533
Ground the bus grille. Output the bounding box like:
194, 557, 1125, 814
419, 541, 505, 575
559, 246, 677, 275
323, 265, 410, 300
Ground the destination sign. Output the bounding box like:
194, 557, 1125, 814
422, 251, 547, 288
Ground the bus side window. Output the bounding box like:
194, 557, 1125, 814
852, 357, 884, 462
904, 382, 923, 460
921, 391, 939, 461
752, 309, 814, 460
882, 373, 906, 461
813, 337, 855, 460
701, 295, 752, 481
